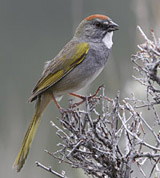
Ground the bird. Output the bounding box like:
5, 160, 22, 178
13, 14, 119, 172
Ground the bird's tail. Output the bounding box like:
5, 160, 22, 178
13, 93, 51, 172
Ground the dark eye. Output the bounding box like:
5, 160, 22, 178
95, 21, 101, 28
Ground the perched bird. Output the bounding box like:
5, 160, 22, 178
13, 14, 119, 172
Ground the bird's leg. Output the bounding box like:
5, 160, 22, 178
69, 93, 86, 107
69, 85, 104, 107
88, 85, 104, 100
51, 93, 62, 110
69, 92, 85, 100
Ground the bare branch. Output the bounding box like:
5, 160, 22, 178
35, 161, 67, 178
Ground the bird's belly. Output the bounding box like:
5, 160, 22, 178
52, 65, 104, 99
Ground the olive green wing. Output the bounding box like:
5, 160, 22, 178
30, 42, 89, 101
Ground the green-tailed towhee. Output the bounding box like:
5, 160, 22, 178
13, 14, 119, 172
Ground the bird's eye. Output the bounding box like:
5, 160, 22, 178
95, 21, 101, 28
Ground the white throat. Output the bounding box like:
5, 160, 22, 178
102, 32, 113, 49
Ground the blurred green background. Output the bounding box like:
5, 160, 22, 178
1, 0, 160, 177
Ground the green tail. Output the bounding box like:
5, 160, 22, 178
13, 94, 51, 172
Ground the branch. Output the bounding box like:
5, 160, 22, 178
35, 161, 68, 178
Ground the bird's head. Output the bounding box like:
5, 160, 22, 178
74, 14, 119, 45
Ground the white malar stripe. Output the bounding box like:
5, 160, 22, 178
102, 32, 113, 49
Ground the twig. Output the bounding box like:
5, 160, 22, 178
35, 161, 67, 178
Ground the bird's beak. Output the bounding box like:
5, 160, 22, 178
104, 20, 119, 32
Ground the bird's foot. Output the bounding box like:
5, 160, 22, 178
69, 85, 104, 107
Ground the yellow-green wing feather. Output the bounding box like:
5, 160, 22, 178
30, 42, 89, 101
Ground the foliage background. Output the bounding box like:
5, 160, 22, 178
0, 0, 160, 177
